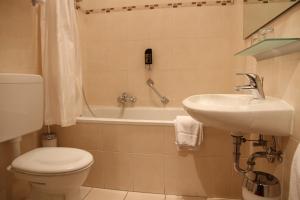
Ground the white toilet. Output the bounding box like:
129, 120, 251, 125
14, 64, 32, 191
0, 73, 93, 200
10, 147, 94, 200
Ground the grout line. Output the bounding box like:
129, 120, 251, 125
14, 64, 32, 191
82, 187, 93, 200
123, 191, 129, 200
163, 153, 166, 197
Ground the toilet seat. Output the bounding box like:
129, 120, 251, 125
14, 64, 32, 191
11, 147, 94, 175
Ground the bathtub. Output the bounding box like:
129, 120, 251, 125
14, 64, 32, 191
77, 106, 188, 126
73, 107, 242, 198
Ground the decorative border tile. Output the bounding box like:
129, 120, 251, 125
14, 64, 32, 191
244, 0, 298, 4
76, 0, 234, 15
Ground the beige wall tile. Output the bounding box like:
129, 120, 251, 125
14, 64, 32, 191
55, 123, 102, 151
131, 154, 164, 194
84, 69, 128, 106
168, 7, 227, 39
164, 155, 212, 196
102, 124, 165, 154
0, 140, 14, 200
169, 38, 232, 70
21, 131, 41, 153
0, 0, 39, 74
282, 137, 299, 163
127, 11, 152, 41
163, 126, 181, 155
282, 159, 292, 200
244, 4, 300, 199
84, 40, 110, 71
229, 167, 244, 199
102, 124, 133, 153
164, 127, 235, 157
208, 157, 234, 198
103, 152, 133, 191
129, 126, 165, 154
81, 3, 237, 107
281, 137, 299, 200
147, 9, 174, 40
84, 150, 104, 188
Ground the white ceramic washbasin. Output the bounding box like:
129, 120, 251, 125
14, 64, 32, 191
182, 94, 294, 136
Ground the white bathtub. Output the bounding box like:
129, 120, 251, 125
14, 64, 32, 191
77, 106, 188, 126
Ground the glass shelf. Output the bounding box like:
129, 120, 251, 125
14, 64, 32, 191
235, 38, 300, 60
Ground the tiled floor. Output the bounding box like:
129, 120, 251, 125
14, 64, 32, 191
80, 187, 239, 200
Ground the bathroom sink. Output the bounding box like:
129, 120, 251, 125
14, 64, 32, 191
182, 94, 294, 136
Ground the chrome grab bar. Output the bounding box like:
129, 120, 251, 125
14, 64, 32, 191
146, 79, 169, 105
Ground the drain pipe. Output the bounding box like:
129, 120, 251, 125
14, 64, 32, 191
232, 134, 247, 175
246, 151, 268, 172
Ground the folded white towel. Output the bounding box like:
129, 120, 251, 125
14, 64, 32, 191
174, 116, 203, 150
289, 143, 300, 200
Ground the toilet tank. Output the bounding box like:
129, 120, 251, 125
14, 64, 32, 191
0, 73, 43, 143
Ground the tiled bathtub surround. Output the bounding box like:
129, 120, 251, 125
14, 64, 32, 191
79, 0, 240, 107
55, 123, 283, 199
55, 124, 240, 198
77, 0, 234, 15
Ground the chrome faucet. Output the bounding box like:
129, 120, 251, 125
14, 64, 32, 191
235, 73, 265, 99
117, 92, 137, 105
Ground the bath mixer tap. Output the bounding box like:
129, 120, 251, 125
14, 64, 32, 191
235, 73, 265, 99
117, 92, 137, 105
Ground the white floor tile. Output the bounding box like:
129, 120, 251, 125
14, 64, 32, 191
85, 188, 127, 200
207, 199, 240, 200
166, 195, 206, 200
126, 192, 165, 200
81, 186, 92, 200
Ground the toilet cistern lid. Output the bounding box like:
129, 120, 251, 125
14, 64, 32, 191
11, 147, 94, 174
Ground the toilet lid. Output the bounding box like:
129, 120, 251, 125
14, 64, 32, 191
11, 147, 94, 174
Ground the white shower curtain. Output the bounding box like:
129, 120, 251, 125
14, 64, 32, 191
40, 0, 83, 127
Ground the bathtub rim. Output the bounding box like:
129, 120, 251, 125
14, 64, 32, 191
77, 106, 187, 126
76, 116, 175, 126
